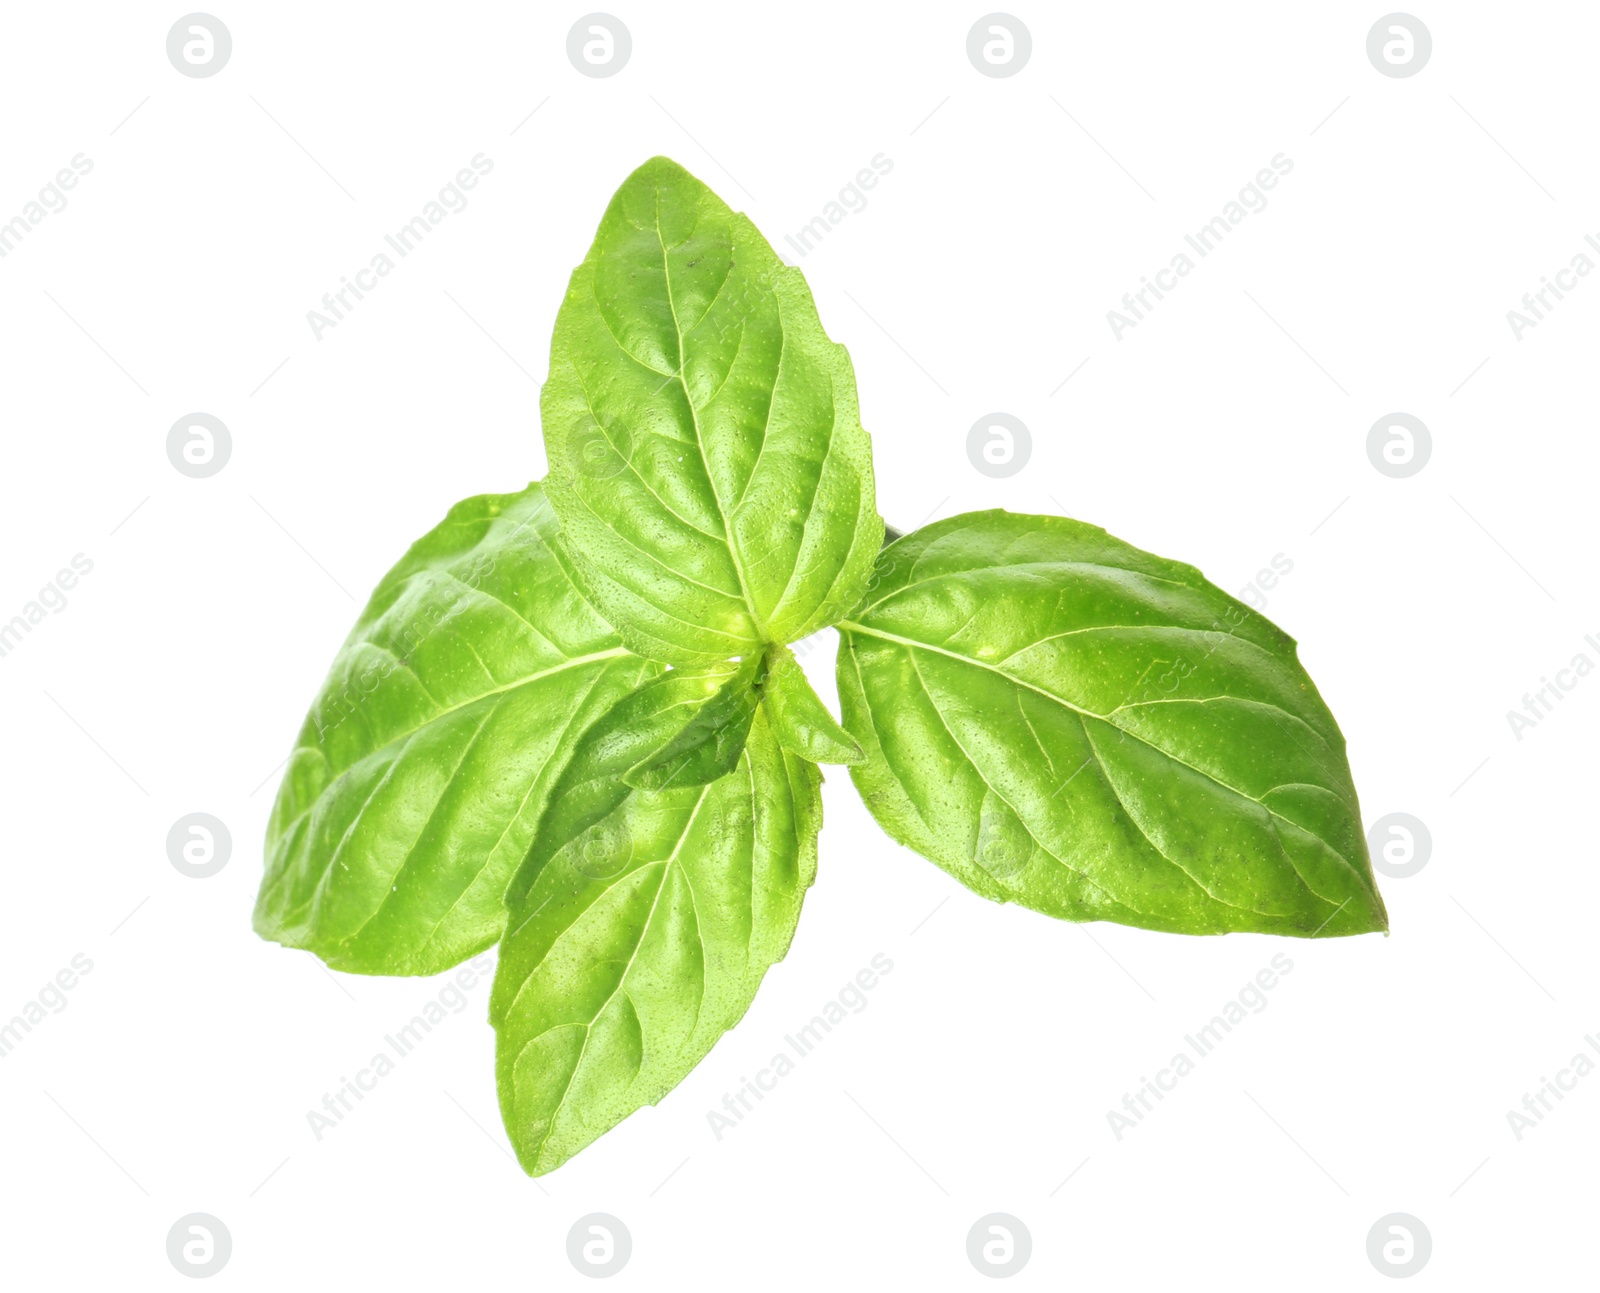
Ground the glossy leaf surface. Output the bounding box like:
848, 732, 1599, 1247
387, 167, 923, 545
620, 656, 762, 791
492, 694, 819, 1176
837, 511, 1386, 937
542, 156, 882, 663
762, 644, 863, 765
256, 484, 656, 974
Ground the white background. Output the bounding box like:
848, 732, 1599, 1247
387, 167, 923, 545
1, 2, 1595, 1287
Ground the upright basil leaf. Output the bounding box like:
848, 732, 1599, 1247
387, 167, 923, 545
621, 655, 763, 791
542, 155, 882, 664
255, 483, 658, 975
491, 696, 820, 1177
836, 511, 1387, 938
762, 644, 864, 765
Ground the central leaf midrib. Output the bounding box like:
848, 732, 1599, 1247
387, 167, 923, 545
911, 645, 1318, 920
356, 661, 627, 956
512, 781, 715, 1165
652, 196, 765, 641
839, 618, 1369, 895
311, 645, 633, 780
266, 646, 636, 879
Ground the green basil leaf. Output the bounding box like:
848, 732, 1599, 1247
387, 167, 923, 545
762, 644, 864, 765
542, 155, 882, 664
836, 511, 1387, 938
491, 696, 820, 1176
620, 656, 762, 791
255, 483, 658, 975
